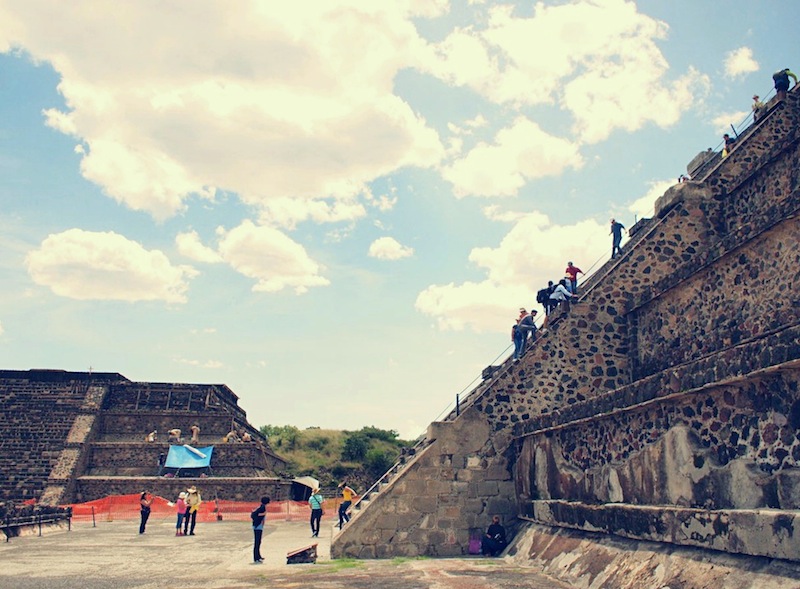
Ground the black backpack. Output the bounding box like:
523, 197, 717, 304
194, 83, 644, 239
536, 288, 549, 304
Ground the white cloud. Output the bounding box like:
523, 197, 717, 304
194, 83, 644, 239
176, 230, 223, 263
627, 179, 675, 221
711, 110, 750, 135
0, 320, 4, 336
368, 237, 414, 260
256, 197, 367, 230
216, 220, 329, 294
189, 327, 217, 335
416, 213, 609, 332
0, 2, 444, 221
724, 47, 759, 78
175, 357, 223, 369
442, 117, 583, 197
422, 1, 708, 143
25, 229, 197, 303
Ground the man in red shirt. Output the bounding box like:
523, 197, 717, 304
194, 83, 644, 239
564, 262, 583, 295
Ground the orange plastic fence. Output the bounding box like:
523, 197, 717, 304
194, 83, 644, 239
65, 494, 340, 524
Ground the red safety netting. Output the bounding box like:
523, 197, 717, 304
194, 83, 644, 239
64, 494, 341, 524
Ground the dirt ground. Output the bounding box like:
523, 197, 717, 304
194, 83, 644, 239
0, 519, 570, 589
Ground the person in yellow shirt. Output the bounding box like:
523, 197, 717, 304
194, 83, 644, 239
337, 482, 356, 529
183, 486, 202, 535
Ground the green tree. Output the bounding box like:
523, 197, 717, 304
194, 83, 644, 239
365, 448, 393, 477
342, 433, 369, 461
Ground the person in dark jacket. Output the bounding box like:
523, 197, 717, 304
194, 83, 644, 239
251, 496, 270, 563
481, 515, 507, 556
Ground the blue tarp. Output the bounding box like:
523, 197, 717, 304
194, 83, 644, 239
164, 445, 214, 469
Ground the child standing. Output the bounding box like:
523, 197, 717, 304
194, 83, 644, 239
175, 492, 187, 536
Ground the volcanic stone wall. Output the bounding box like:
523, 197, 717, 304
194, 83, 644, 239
514, 92, 800, 560
333, 89, 800, 561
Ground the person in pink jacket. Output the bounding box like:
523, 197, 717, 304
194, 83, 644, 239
175, 492, 187, 536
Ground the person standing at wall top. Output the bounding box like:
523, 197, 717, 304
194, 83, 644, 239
610, 219, 625, 259
190, 424, 200, 445
773, 68, 798, 101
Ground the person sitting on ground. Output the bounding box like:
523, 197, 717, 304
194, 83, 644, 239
145, 429, 157, 443
168, 428, 182, 444
481, 515, 507, 557
241, 431, 252, 442
564, 261, 583, 295
722, 133, 736, 158
548, 279, 577, 313
223, 429, 240, 443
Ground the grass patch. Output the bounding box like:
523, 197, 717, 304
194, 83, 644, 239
390, 556, 430, 565
309, 558, 365, 572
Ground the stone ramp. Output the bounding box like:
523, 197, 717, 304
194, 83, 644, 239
509, 522, 800, 589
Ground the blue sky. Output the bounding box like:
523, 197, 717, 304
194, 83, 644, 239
0, 1, 797, 439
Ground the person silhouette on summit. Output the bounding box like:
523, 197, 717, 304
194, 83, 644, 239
773, 68, 798, 101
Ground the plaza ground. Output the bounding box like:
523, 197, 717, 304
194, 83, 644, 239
0, 519, 569, 589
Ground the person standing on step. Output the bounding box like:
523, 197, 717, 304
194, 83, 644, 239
183, 486, 202, 535
337, 482, 356, 529
139, 491, 153, 534
752, 94, 765, 122
517, 309, 538, 355
610, 218, 625, 259
564, 261, 584, 295
168, 428, 182, 444
308, 487, 324, 537
174, 491, 187, 536
250, 496, 270, 563
190, 424, 200, 445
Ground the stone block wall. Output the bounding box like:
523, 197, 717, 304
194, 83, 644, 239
74, 477, 291, 503
518, 371, 800, 511
0, 372, 111, 502
332, 407, 517, 558
86, 441, 283, 477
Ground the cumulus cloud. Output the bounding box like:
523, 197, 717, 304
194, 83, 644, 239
0, 2, 444, 221
442, 117, 583, 197
25, 229, 197, 303
176, 230, 223, 263
627, 179, 675, 220
216, 220, 329, 294
724, 47, 759, 78
368, 237, 414, 260
415, 213, 608, 332
422, 0, 709, 143
711, 110, 750, 135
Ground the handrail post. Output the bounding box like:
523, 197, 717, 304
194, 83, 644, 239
456, 394, 460, 417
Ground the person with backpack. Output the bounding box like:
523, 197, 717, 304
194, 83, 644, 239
308, 488, 324, 537
773, 68, 798, 101
536, 286, 550, 313
250, 496, 270, 563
